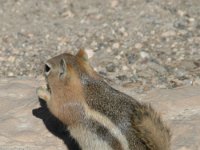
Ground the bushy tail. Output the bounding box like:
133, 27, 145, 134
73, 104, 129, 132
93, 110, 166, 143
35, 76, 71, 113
132, 103, 171, 150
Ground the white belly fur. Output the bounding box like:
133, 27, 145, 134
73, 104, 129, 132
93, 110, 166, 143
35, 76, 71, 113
69, 125, 113, 150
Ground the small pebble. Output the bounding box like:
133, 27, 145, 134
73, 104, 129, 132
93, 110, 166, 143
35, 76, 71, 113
140, 51, 149, 59
173, 19, 188, 29
161, 30, 176, 37
112, 43, 120, 49
8, 56, 16, 62
106, 63, 116, 72
122, 66, 128, 71
116, 75, 128, 81
8, 72, 14, 77
135, 43, 143, 49
111, 0, 118, 8
126, 53, 136, 64
177, 10, 187, 17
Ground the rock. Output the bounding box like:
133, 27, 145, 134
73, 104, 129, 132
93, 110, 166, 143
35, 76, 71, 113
142, 86, 200, 150
110, 0, 119, 8
180, 61, 196, 70
140, 51, 150, 59
126, 53, 136, 64
196, 22, 200, 29
173, 19, 188, 29
119, 27, 128, 37
174, 68, 189, 79
112, 43, 120, 49
8, 72, 14, 77
0, 78, 200, 150
0, 78, 77, 150
148, 62, 167, 75
8, 56, 16, 62
116, 75, 128, 81
106, 63, 116, 72
177, 10, 187, 17
60, 10, 74, 18
161, 30, 176, 37
134, 43, 143, 49
122, 65, 128, 71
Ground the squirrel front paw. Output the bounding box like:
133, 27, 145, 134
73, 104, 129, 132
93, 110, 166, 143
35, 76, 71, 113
36, 86, 51, 102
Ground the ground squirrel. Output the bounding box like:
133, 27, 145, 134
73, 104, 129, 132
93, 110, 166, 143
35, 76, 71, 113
37, 49, 171, 150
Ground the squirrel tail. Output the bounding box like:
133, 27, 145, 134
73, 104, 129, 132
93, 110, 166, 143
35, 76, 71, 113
132, 103, 171, 150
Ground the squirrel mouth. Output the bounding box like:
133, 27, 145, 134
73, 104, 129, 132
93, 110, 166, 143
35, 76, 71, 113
46, 83, 51, 94
45, 76, 51, 94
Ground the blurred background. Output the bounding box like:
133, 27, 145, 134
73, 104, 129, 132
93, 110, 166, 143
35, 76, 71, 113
0, 0, 200, 93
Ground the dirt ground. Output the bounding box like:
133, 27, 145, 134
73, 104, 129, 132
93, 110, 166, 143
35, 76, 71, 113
0, 0, 200, 93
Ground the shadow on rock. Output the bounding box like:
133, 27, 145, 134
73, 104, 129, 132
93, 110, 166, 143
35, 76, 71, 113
32, 98, 81, 150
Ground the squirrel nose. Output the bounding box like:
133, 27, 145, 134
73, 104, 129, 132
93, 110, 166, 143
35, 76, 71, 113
44, 63, 51, 76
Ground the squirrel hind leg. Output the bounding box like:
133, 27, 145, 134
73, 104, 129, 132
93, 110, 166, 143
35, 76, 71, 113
36, 87, 51, 102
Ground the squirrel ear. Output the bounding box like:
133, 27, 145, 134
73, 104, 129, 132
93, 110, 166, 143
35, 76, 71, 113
76, 49, 88, 61
59, 58, 67, 80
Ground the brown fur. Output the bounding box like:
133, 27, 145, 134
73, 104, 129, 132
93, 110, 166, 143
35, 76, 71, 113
46, 56, 86, 126
131, 103, 171, 150
37, 50, 171, 150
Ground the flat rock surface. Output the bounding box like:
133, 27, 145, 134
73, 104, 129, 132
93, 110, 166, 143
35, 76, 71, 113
143, 87, 200, 150
0, 78, 69, 150
0, 78, 200, 150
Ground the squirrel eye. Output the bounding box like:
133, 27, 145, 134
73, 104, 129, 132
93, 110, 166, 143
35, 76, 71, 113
59, 58, 67, 79
44, 63, 51, 76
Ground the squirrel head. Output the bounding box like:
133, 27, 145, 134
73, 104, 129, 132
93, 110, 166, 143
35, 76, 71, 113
44, 49, 99, 92
42, 49, 99, 123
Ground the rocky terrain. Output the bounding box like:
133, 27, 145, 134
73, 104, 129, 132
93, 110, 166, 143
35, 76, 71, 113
0, 0, 200, 150
0, 0, 200, 93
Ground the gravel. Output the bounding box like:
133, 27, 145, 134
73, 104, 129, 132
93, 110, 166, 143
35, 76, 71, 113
0, 0, 200, 93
